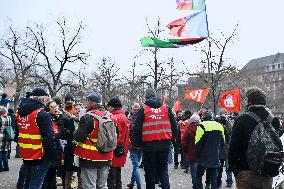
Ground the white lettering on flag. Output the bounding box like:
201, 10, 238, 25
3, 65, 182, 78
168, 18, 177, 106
190, 90, 203, 102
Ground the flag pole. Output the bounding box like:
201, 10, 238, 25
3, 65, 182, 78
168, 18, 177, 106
204, 0, 209, 37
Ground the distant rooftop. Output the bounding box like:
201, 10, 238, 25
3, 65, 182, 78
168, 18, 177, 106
242, 53, 284, 70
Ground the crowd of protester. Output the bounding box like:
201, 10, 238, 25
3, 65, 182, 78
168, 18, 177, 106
0, 86, 283, 189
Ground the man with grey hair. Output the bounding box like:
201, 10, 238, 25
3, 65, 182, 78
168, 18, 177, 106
15, 88, 57, 189
0, 105, 12, 172
132, 88, 178, 189
229, 86, 283, 188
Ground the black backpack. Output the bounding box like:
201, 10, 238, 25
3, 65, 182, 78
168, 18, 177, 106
246, 112, 284, 177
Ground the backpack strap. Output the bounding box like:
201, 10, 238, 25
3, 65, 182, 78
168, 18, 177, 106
246, 112, 262, 123
246, 111, 274, 124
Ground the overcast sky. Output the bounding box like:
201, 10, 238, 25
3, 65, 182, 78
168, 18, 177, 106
1, 0, 284, 74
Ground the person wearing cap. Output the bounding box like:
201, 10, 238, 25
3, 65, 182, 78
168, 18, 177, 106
14, 88, 58, 189
106, 97, 130, 189
195, 111, 225, 189
74, 91, 114, 189
182, 113, 201, 189
229, 87, 282, 188
132, 88, 178, 189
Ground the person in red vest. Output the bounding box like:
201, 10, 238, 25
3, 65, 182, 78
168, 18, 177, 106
106, 97, 130, 189
74, 91, 114, 189
132, 88, 178, 189
15, 88, 57, 189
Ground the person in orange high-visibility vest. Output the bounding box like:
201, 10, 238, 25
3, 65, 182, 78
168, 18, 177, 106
15, 88, 57, 189
132, 88, 178, 189
74, 91, 115, 189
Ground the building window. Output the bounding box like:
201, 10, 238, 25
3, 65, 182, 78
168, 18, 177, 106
278, 64, 281, 69
272, 65, 275, 69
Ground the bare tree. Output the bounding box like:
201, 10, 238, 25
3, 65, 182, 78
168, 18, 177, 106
92, 57, 121, 103
0, 26, 38, 107
0, 59, 10, 90
121, 60, 147, 108
143, 17, 167, 91
26, 17, 89, 97
183, 25, 239, 113
160, 57, 181, 107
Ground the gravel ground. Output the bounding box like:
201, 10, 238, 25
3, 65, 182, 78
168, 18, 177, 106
0, 143, 237, 189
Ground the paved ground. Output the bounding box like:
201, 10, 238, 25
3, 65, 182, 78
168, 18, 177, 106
0, 143, 237, 189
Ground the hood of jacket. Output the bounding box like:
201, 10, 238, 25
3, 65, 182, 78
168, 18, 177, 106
144, 97, 163, 109
17, 98, 46, 117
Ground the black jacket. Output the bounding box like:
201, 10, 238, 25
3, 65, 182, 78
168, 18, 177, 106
228, 106, 282, 175
132, 97, 178, 151
216, 117, 232, 160
15, 98, 57, 165
195, 121, 224, 168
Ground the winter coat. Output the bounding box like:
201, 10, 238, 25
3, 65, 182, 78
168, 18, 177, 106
111, 109, 130, 168
228, 106, 283, 176
129, 113, 142, 151
179, 120, 188, 141
0, 98, 13, 107
195, 121, 225, 168
50, 114, 64, 168
59, 112, 78, 171
0, 116, 11, 151
132, 97, 178, 152
174, 118, 183, 153
182, 122, 197, 161
15, 98, 57, 165
216, 117, 232, 160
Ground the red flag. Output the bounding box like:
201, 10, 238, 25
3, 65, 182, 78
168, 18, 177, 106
162, 96, 167, 105
172, 98, 181, 113
219, 89, 240, 112
184, 88, 209, 104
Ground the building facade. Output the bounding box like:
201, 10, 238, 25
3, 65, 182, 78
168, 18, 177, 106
240, 53, 284, 115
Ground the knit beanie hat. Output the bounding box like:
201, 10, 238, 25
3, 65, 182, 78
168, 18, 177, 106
246, 87, 266, 106
65, 93, 74, 102
27, 88, 48, 98
107, 97, 122, 109
145, 88, 156, 99
189, 113, 201, 124
86, 91, 102, 102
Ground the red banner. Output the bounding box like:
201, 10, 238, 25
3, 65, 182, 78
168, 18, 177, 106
172, 98, 181, 113
219, 89, 240, 112
162, 96, 167, 106
184, 88, 209, 104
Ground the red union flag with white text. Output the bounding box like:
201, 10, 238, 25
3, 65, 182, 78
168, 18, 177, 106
184, 88, 209, 104
219, 89, 240, 112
